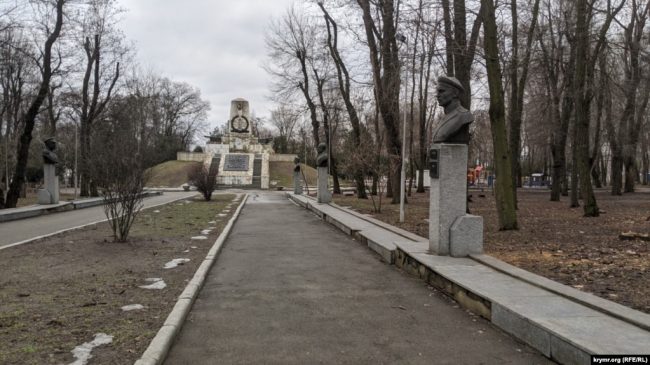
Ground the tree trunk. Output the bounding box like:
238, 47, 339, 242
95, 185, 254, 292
574, 0, 599, 217
482, 0, 517, 230
5, 0, 64, 208
331, 155, 341, 195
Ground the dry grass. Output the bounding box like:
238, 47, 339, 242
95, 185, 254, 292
269, 162, 318, 189
0, 194, 238, 364
146, 160, 201, 188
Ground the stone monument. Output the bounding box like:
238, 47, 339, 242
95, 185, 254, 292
429, 76, 483, 257
38, 137, 60, 204
316, 143, 331, 203
203, 98, 274, 189
293, 156, 303, 195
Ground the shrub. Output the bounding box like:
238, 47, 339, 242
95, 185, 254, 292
188, 163, 218, 201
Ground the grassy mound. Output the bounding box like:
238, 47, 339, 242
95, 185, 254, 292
146, 160, 201, 188
269, 162, 318, 189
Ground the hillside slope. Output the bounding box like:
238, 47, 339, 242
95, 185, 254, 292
269, 162, 318, 189
146, 160, 201, 188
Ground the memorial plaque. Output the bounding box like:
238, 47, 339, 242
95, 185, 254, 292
224, 154, 250, 171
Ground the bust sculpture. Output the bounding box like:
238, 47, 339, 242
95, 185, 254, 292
316, 143, 328, 168
42, 138, 59, 165
432, 76, 474, 144
293, 157, 301, 172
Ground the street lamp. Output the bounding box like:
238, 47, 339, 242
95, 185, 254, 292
74, 123, 78, 199
398, 33, 408, 223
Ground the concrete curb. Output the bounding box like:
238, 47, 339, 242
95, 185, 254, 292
0, 191, 163, 223
134, 193, 249, 365
0, 193, 195, 252
470, 253, 650, 331
0, 202, 73, 222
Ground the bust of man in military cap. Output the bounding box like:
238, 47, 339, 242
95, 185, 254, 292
432, 76, 474, 144
316, 143, 328, 168
293, 156, 301, 172
42, 137, 59, 165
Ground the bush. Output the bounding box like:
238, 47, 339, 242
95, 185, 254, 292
93, 118, 149, 242
188, 163, 218, 201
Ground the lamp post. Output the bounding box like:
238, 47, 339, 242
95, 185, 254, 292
4, 132, 8, 201
398, 33, 408, 223
74, 123, 78, 199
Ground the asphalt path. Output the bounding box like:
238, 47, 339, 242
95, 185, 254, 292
165, 192, 551, 364
0, 191, 198, 249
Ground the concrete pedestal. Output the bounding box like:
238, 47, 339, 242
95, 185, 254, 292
38, 164, 59, 204
293, 171, 303, 195
317, 167, 331, 203
429, 143, 481, 256
450, 214, 484, 257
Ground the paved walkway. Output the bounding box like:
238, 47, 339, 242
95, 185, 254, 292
0, 191, 198, 248
165, 192, 551, 364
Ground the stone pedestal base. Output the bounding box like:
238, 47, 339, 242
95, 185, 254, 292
37, 189, 52, 205
293, 171, 303, 195
317, 167, 331, 203
450, 214, 484, 257
40, 164, 59, 204
429, 143, 481, 256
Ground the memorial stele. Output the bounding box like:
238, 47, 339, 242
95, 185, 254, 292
203, 98, 273, 189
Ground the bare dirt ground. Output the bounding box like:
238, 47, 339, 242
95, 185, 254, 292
0, 193, 238, 364
333, 188, 650, 314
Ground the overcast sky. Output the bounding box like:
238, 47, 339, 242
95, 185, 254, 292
118, 0, 295, 132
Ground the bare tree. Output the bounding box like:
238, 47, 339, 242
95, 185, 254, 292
440, 0, 483, 109
318, 2, 367, 198
75, 0, 125, 196
356, 0, 403, 204
482, 0, 518, 230
537, 0, 575, 201
265, 6, 321, 146
572, 0, 624, 216
5, 0, 65, 208
508, 0, 541, 198
618, 0, 650, 193
270, 105, 300, 153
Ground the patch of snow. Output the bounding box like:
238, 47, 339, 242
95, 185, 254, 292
191, 246, 197, 249
139, 278, 166, 290
121, 304, 145, 312
182, 249, 190, 253
201, 229, 212, 235
164, 258, 190, 269
222, 210, 230, 213
208, 221, 216, 224
69, 333, 113, 365
217, 214, 227, 217
191, 236, 207, 240
153, 210, 160, 213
